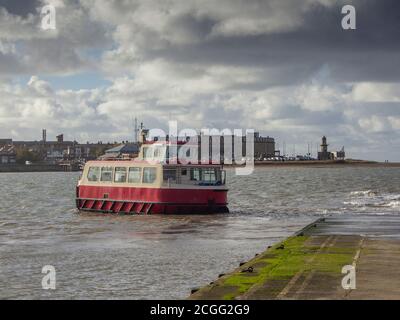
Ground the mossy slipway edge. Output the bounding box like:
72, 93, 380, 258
189, 215, 400, 300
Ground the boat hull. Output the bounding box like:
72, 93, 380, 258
76, 185, 229, 214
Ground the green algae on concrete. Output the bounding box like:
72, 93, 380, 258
190, 215, 400, 300
189, 235, 355, 300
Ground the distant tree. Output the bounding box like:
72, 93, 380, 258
15, 147, 42, 164
89, 146, 110, 158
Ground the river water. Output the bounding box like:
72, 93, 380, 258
1, 167, 399, 299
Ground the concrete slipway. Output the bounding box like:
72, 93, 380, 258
189, 215, 400, 300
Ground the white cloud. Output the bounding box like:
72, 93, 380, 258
295, 83, 344, 112
0, 7, 40, 41
388, 116, 400, 130
28, 75, 53, 95
358, 115, 391, 133
0, 40, 15, 54
352, 82, 400, 102
0, 77, 113, 141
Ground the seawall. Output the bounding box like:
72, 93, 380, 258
0, 164, 70, 173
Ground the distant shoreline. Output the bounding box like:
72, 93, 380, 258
230, 159, 400, 168
0, 164, 75, 173
1, 159, 399, 173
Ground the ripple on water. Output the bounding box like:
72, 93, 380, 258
1, 168, 400, 299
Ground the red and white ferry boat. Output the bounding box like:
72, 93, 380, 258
76, 138, 228, 214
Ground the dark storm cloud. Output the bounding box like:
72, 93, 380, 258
0, 0, 40, 17
139, 0, 400, 86
0, 0, 112, 76
351, 102, 400, 117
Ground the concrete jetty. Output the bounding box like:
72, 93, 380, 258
189, 215, 400, 300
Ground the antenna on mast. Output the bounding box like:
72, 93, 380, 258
134, 117, 138, 143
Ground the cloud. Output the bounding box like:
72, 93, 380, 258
0, 76, 116, 142
28, 75, 53, 95
1, 0, 400, 160
0, 0, 111, 75
0, 0, 41, 17
352, 82, 400, 102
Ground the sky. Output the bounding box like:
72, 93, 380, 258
0, 0, 400, 161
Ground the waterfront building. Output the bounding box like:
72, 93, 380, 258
0, 139, 12, 146
317, 136, 332, 160
6, 130, 115, 163
332, 147, 346, 160
317, 136, 346, 160
147, 132, 275, 163
0, 128, 275, 164
0, 144, 16, 164
100, 143, 140, 160
253, 132, 275, 159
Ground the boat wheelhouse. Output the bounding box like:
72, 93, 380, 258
76, 141, 228, 214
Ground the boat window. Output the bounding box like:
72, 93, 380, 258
128, 167, 141, 183
181, 168, 187, 176
143, 147, 153, 160
100, 167, 113, 182
203, 168, 217, 182
163, 168, 177, 181
154, 146, 163, 158
87, 167, 100, 182
143, 167, 157, 183
114, 167, 127, 183
190, 168, 201, 181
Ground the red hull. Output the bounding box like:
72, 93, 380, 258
76, 185, 229, 214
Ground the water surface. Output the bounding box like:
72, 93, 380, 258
1, 167, 399, 299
